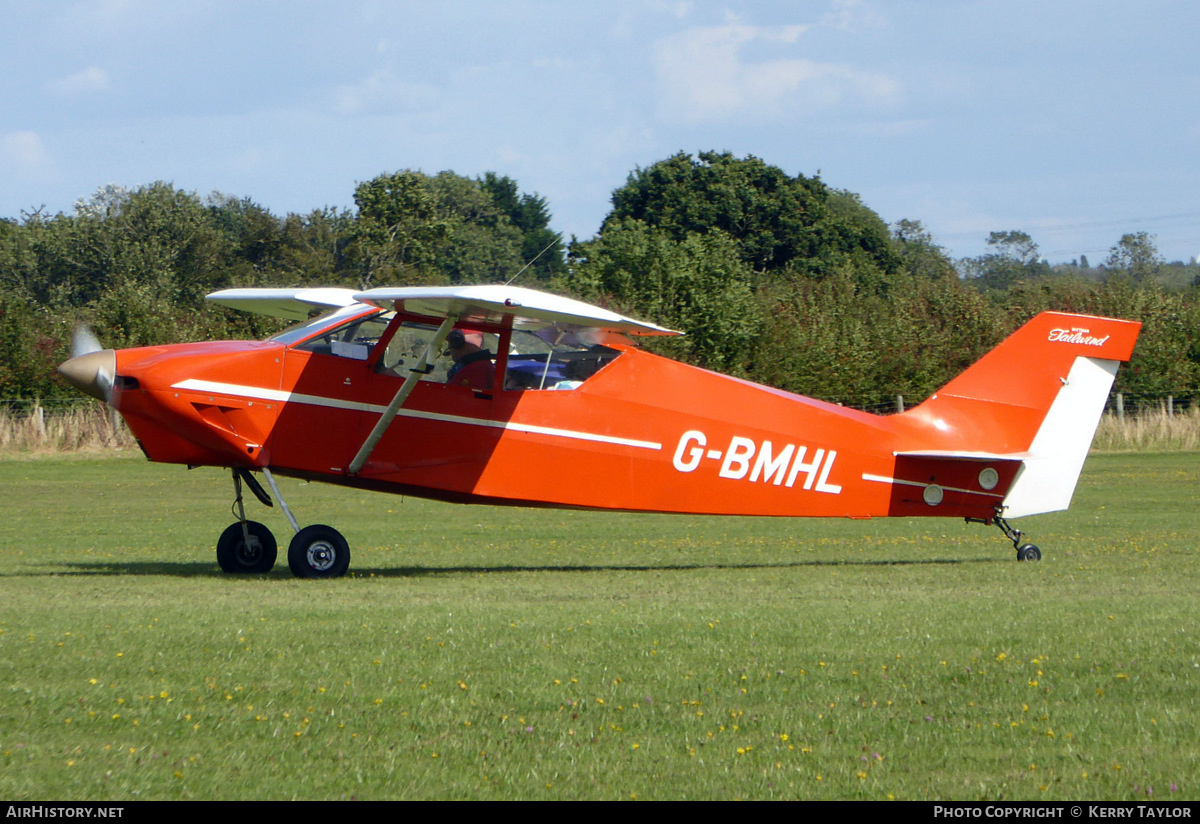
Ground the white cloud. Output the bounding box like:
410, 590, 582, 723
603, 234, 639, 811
851, 118, 932, 137
654, 21, 898, 124
332, 70, 441, 116
45, 66, 111, 96
3, 131, 53, 169
822, 0, 886, 32
1, 131, 58, 186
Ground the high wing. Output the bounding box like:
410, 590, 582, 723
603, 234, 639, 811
355, 285, 682, 337
206, 288, 365, 320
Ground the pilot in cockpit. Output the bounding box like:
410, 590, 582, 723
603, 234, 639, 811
445, 329, 495, 389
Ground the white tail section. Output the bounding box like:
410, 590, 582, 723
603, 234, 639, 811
1000, 356, 1119, 518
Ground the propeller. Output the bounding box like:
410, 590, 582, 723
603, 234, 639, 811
58, 325, 116, 404
70, 325, 104, 359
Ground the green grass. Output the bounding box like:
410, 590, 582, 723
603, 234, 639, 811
0, 452, 1197, 800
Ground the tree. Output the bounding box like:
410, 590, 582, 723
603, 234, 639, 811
0, 211, 70, 305
986, 230, 1039, 265
427, 171, 523, 284
892, 219, 957, 281
87, 183, 231, 305
964, 230, 1048, 290
479, 173, 565, 281
73, 184, 131, 220
3, 183, 231, 309
348, 170, 559, 287
1106, 232, 1162, 282
349, 171, 450, 288
0, 296, 73, 401
601, 151, 900, 280
278, 207, 354, 286
206, 193, 285, 279
567, 219, 762, 374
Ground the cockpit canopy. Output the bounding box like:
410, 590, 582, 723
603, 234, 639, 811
284, 309, 622, 391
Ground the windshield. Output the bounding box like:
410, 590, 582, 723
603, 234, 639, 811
268, 305, 384, 346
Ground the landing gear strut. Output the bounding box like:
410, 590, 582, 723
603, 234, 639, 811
216, 469, 278, 574
966, 509, 1042, 561
994, 513, 1041, 562
216, 519, 277, 573
217, 467, 351, 578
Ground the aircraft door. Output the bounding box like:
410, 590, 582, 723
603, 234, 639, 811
273, 313, 393, 474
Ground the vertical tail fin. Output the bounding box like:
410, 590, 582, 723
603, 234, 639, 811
901, 312, 1140, 518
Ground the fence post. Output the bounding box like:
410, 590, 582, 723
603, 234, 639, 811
33, 404, 46, 441
1115, 393, 1124, 422
895, 394, 904, 414
1167, 395, 1174, 419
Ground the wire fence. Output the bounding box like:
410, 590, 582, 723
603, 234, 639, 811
0, 401, 133, 453
0, 397, 104, 413
1104, 393, 1198, 418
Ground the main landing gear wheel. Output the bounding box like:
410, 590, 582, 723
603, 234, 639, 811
216, 520, 277, 574
1016, 544, 1042, 562
288, 524, 351, 579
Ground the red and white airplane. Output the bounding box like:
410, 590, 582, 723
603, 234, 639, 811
58, 285, 1140, 577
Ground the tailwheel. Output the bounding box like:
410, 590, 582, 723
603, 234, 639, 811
216, 520, 277, 573
971, 510, 1045, 562
994, 512, 1042, 562
288, 524, 351, 579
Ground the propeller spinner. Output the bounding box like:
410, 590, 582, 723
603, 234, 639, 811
58, 326, 116, 404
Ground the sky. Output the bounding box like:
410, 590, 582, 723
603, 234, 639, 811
2, 0, 1198, 265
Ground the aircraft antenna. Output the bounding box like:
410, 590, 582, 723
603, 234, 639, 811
504, 233, 562, 286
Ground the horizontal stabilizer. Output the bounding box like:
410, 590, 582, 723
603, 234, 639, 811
870, 452, 1025, 520
894, 449, 1031, 461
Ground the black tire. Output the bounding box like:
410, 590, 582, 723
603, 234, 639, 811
216, 521, 277, 574
288, 524, 350, 579
1016, 544, 1042, 562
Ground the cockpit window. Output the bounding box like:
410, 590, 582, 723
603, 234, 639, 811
504, 329, 620, 390
294, 313, 391, 360
375, 324, 619, 390
270, 306, 386, 347
284, 311, 623, 390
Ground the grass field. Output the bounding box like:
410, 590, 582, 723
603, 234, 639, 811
0, 452, 1196, 800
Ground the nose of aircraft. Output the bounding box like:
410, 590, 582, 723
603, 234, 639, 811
58, 349, 117, 403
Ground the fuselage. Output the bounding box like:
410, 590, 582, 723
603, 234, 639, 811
104, 305, 1018, 521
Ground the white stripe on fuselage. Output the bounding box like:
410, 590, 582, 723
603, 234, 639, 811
171, 378, 663, 451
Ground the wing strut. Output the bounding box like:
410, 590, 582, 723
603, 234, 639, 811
348, 313, 459, 476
